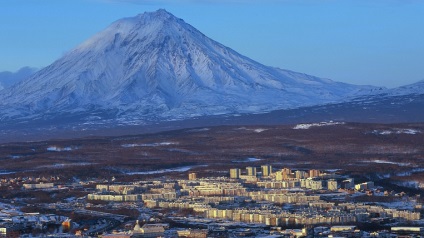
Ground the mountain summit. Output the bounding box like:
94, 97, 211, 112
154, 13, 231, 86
0, 9, 378, 125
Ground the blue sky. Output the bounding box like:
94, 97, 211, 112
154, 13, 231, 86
1, 0, 423, 88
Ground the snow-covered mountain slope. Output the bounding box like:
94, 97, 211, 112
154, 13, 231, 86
0, 67, 37, 91
345, 79, 424, 106
0, 9, 379, 125
386, 80, 424, 96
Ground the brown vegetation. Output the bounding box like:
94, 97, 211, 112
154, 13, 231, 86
0, 123, 423, 182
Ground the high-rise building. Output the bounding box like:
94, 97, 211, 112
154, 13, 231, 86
275, 171, 283, 181
354, 181, 374, 191
261, 165, 272, 177
282, 168, 291, 179
295, 170, 307, 179
327, 179, 338, 191
309, 169, 321, 178
246, 167, 257, 176
310, 180, 323, 190
188, 173, 197, 180
230, 168, 241, 179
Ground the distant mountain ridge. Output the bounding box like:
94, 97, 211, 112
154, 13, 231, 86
0, 9, 381, 125
385, 80, 424, 96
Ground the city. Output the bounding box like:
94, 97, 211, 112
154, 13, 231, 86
2, 163, 424, 237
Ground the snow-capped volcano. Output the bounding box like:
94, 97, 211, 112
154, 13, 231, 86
0, 9, 378, 124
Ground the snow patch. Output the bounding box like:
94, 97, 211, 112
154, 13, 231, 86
374, 201, 416, 210
379, 167, 424, 178
47, 146, 75, 152
371, 129, 421, 135
121, 142, 177, 148
293, 121, 345, 130
253, 129, 268, 133
127, 165, 206, 175
365, 160, 411, 167
237, 127, 268, 133
37, 163, 93, 169
0, 171, 15, 175
187, 128, 210, 132
325, 169, 341, 172
232, 157, 262, 163
392, 180, 421, 189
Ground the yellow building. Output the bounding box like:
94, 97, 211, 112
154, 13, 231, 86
230, 168, 241, 179
261, 165, 272, 177
188, 172, 197, 180
246, 167, 257, 176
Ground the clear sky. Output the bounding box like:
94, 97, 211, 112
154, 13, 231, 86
1, 0, 423, 88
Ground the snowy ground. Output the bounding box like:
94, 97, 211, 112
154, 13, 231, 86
293, 121, 345, 129
187, 128, 210, 132
121, 142, 178, 148
0, 171, 14, 175
36, 163, 94, 169
47, 146, 76, 152
374, 201, 416, 210
232, 157, 262, 163
363, 160, 411, 167
238, 127, 268, 133
127, 165, 207, 175
371, 129, 421, 135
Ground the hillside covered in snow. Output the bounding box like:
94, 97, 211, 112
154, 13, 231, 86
0, 9, 382, 126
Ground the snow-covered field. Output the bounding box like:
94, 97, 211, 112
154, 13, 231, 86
127, 165, 206, 175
